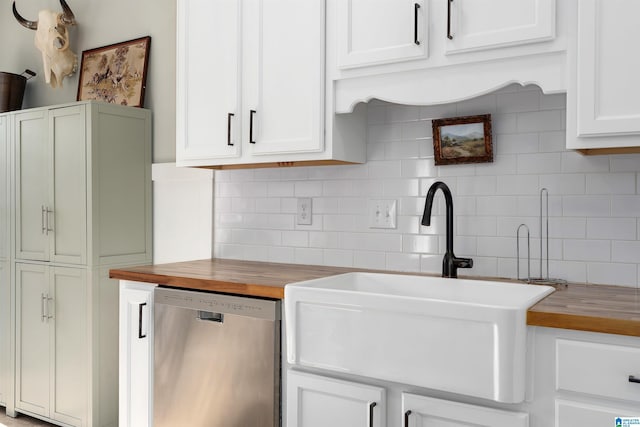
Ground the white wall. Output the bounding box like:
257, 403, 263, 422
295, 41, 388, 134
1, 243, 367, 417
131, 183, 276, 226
215, 85, 640, 288
0, 0, 176, 162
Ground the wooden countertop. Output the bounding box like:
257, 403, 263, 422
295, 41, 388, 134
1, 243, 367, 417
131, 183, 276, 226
109, 258, 640, 338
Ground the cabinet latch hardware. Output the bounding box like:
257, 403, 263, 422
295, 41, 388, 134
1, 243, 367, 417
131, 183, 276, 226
630, 375, 640, 384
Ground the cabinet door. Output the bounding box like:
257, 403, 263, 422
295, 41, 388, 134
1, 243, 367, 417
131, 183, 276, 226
14, 111, 49, 261
244, 0, 324, 156
15, 263, 50, 417
176, 0, 241, 164
0, 114, 8, 260
50, 107, 87, 265
402, 393, 528, 427
119, 282, 155, 427
0, 260, 8, 407
557, 400, 638, 427
337, 0, 428, 69
50, 267, 86, 427
445, 0, 555, 54
576, 0, 640, 137
287, 370, 385, 427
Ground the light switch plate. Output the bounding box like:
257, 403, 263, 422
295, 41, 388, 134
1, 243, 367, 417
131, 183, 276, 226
368, 199, 397, 229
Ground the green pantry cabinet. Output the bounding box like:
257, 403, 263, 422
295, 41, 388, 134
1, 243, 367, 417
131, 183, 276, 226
0, 101, 152, 427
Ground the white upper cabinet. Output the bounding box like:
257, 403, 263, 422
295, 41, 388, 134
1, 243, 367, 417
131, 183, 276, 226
336, 0, 428, 69
567, 0, 640, 151
176, 0, 241, 162
445, 0, 555, 54
243, 0, 325, 157
177, 0, 365, 168
330, 0, 565, 113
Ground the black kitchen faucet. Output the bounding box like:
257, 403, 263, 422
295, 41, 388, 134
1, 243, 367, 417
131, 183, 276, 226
421, 181, 473, 278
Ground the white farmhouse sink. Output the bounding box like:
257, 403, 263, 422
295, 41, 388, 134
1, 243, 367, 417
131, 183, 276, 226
285, 272, 554, 403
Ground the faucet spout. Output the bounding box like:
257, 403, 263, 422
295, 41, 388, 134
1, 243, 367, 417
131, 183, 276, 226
421, 181, 473, 278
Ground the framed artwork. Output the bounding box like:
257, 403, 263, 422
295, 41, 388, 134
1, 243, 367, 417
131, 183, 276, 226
76, 36, 151, 107
432, 114, 493, 165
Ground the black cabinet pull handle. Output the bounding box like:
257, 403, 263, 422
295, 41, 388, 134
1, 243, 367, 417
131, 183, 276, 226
404, 410, 412, 427
249, 109, 257, 144
138, 302, 147, 339
414, 3, 421, 45
630, 375, 640, 384
447, 0, 453, 40
227, 113, 234, 146
368, 402, 377, 427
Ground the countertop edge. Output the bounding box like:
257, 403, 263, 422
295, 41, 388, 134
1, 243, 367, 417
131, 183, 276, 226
110, 260, 640, 338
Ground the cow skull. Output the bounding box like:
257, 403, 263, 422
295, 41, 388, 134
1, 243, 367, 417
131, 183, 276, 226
13, 0, 78, 89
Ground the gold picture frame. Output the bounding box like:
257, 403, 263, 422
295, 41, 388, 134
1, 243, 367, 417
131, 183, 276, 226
76, 36, 151, 107
432, 114, 493, 165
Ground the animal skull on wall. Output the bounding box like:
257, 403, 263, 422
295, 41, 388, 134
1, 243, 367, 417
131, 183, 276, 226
13, 0, 78, 89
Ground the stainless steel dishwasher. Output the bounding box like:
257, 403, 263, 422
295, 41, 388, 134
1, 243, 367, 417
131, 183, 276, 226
153, 287, 281, 427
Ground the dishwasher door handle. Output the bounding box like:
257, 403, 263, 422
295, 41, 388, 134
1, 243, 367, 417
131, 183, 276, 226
197, 310, 224, 323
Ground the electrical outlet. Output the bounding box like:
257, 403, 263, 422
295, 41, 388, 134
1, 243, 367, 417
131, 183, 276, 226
368, 199, 397, 229
297, 198, 312, 225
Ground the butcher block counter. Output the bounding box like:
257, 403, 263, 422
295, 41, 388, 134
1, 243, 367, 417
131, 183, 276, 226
109, 258, 640, 337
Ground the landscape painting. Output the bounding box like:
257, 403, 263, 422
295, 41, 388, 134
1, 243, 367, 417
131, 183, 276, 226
432, 114, 493, 165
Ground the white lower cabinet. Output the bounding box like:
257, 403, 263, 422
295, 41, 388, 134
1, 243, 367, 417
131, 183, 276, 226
530, 327, 640, 427
402, 393, 529, 427
119, 281, 156, 427
15, 263, 86, 426
556, 400, 639, 426
287, 370, 385, 427
553, 334, 640, 426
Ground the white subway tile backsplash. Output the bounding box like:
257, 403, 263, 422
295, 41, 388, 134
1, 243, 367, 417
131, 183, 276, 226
402, 120, 432, 140
382, 179, 420, 197
309, 231, 339, 249
587, 263, 637, 287
539, 174, 585, 195
562, 152, 610, 173
267, 182, 294, 197
563, 239, 610, 262
354, 251, 387, 269
368, 160, 403, 179
282, 231, 309, 247
612, 196, 640, 217
295, 248, 323, 265
401, 159, 436, 178
457, 216, 497, 237
386, 253, 421, 272
538, 131, 566, 152
563, 196, 611, 217
495, 133, 539, 154
497, 175, 540, 195
387, 104, 420, 123
403, 235, 439, 253
324, 249, 354, 267
497, 90, 539, 113
295, 181, 323, 197
610, 154, 640, 172
516, 110, 563, 133
475, 155, 517, 176
476, 196, 518, 216
517, 153, 562, 174
457, 176, 497, 196
213, 86, 640, 287
611, 240, 640, 263
340, 232, 403, 252
587, 218, 636, 240
539, 93, 566, 111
